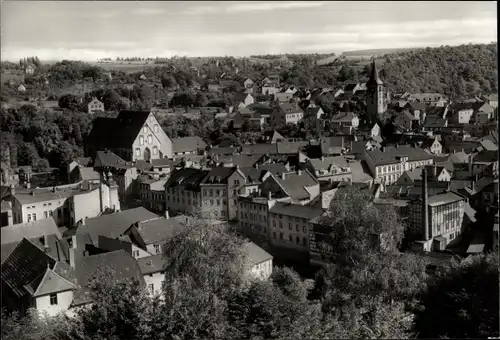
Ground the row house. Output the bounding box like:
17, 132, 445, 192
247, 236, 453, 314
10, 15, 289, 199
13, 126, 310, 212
447, 101, 494, 125
139, 177, 168, 213
268, 202, 323, 253
408, 93, 448, 107
164, 168, 209, 216
362, 146, 434, 186
305, 156, 352, 183
86, 110, 173, 162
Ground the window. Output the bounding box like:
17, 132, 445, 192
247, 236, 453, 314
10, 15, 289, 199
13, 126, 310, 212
49, 211, 53, 217
216, 189, 220, 196
234, 180, 240, 185
273, 220, 276, 226
296, 236, 300, 244
217, 199, 220, 206
279, 232, 283, 240
143, 127, 148, 134
210, 200, 214, 205
148, 135, 153, 144
133, 250, 140, 257
210, 189, 214, 196
214, 211, 218, 217
32, 213, 36, 221
289, 235, 293, 242
148, 284, 154, 293
44, 211, 48, 218
153, 146, 158, 155
139, 136, 144, 146
50, 294, 58, 305
303, 237, 307, 246
27, 214, 32, 222
296, 225, 299, 232
154, 244, 161, 254
289, 223, 292, 230
154, 124, 159, 133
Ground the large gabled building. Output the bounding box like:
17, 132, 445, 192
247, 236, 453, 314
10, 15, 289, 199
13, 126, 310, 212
85, 110, 173, 162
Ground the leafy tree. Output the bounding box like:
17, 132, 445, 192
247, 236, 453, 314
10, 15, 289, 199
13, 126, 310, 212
58, 94, 82, 111
414, 253, 499, 339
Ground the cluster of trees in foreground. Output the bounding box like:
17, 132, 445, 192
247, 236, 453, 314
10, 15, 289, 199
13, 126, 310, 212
2, 187, 498, 340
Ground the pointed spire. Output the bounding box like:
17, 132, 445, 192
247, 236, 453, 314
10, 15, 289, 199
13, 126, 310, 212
367, 60, 383, 87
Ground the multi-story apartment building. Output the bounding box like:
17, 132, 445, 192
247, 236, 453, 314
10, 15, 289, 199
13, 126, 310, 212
139, 177, 168, 213
268, 202, 323, 253
165, 168, 209, 216
86, 110, 173, 162
199, 166, 247, 220
259, 170, 320, 206
362, 145, 434, 186
305, 156, 352, 183
10, 178, 120, 227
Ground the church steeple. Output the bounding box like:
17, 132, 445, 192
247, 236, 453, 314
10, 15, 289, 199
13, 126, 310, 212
367, 60, 383, 87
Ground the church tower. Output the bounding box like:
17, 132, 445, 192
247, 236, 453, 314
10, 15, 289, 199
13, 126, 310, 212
366, 60, 386, 124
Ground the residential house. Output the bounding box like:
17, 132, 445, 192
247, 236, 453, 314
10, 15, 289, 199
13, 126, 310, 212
208, 147, 238, 157
25, 65, 35, 75
421, 137, 442, 155
274, 92, 294, 103
343, 83, 362, 97
481, 94, 498, 109
320, 137, 347, 156
409, 93, 448, 107
329, 112, 360, 128
199, 166, 247, 220
260, 170, 320, 205
139, 177, 168, 213
305, 106, 324, 120
261, 130, 287, 144
136, 254, 168, 295
397, 165, 451, 187
10, 180, 120, 227
87, 97, 105, 114
1, 218, 62, 262
85, 110, 173, 162
448, 101, 494, 124
17, 84, 26, 92
394, 111, 419, 131
472, 150, 499, 178
164, 168, 209, 216
305, 156, 352, 183
362, 146, 434, 186
74, 207, 159, 246
271, 103, 304, 126
1, 201, 13, 227
67, 157, 93, 183
172, 136, 207, 156
268, 202, 323, 253
234, 92, 255, 108
244, 241, 273, 280
261, 85, 280, 96
423, 116, 448, 132
403, 101, 427, 122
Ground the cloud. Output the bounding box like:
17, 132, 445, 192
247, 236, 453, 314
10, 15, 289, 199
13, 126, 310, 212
186, 1, 326, 15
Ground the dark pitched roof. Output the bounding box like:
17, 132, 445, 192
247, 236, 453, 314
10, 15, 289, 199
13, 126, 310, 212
241, 143, 278, 155
276, 141, 308, 155
73, 250, 145, 306
320, 136, 345, 155
366, 146, 433, 166
1, 238, 56, 298
136, 254, 168, 275
201, 166, 240, 185
474, 150, 498, 163
269, 202, 323, 220
87, 111, 150, 149
275, 170, 318, 201
164, 168, 209, 191
244, 241, 273, 266
76, 207, 159, 244
134, 217, 185, 245
94, 150, 128, 168
277, 102, 303, 114
1, 218, 61, 245
172, 136, 207, 154
208, 147, 238, 156
258, 163, 288, 175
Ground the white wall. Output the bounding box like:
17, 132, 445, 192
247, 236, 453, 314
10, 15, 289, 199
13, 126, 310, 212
132, 244, 152, 259
248, 259, 273, 280
35, 290, 74, 317
143, 272, 165, 296
73, 188, 101, 224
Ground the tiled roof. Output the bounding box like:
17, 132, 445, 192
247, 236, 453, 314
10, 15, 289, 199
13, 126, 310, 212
13, 184, 98, 205
29, 266, 76, 297
150, 178, 168, 191
426, 191, 465, 206
365, 146, 433, 166
423, 116, 447, 128
331, 112, 358, 122
201, 167, 239, 185
258, 163, 288, 175
217, 154, 262, 168
308, 156, 349, 171
79, 167, 100, 181
87, 111, 151, 149
1, 238, 57, 298
1, 218, 61, 245
349, 160, 374, 183
74, 157, 92, 167
448, 151, 470, 164
277, 102, 303, 114
134, 217, 185, 245
72, 250, 145, 306
136, 254, 168, 275
474, 150, 498, 163
244, 241, 272, 266
305, 107, 322, 118
241, 143, 278, 155
76, 207, 159, 244
320, 136, 345, 155
275, 170, 318, 201
276, 141, 308, 155
172, 136, 207, 154
94, 150, 128, 168
269, 202, 323, 220
208, 147, 238, 156
164, 168, 209, 191
479, 140, 498, 152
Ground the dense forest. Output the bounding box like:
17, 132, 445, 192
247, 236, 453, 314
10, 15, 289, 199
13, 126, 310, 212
2, 187, 498, 340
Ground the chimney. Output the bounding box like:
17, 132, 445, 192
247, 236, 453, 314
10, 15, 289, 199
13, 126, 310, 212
281, 173, 286, 180
471, 177, 476, 192
382, 146, 385, 152
422, 168, 429, 242
25, 182, 31, 189
297, 169, 302, 176
321, 156, 325, 162
433, 165, 437, 178
395, 144, 399, 149
268, 191, 272, 200
84, 250, 89, 257
43, 234, 49, 250
165, 210, 169, 219
255, 163, 259, 169
9, 184, 15, 196
52, 186, 56, 193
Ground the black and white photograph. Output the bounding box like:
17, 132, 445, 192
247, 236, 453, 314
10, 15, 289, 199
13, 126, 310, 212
0, 1, 498, 339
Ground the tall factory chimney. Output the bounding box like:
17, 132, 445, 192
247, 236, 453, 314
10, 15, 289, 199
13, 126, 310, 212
422, 168, 429, 241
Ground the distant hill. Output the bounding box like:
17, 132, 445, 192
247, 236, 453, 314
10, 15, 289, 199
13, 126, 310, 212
342, 47, 422, 57
380, 43, 497, 99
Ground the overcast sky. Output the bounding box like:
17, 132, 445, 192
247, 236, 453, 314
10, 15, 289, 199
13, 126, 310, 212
1, 1, 497, 61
